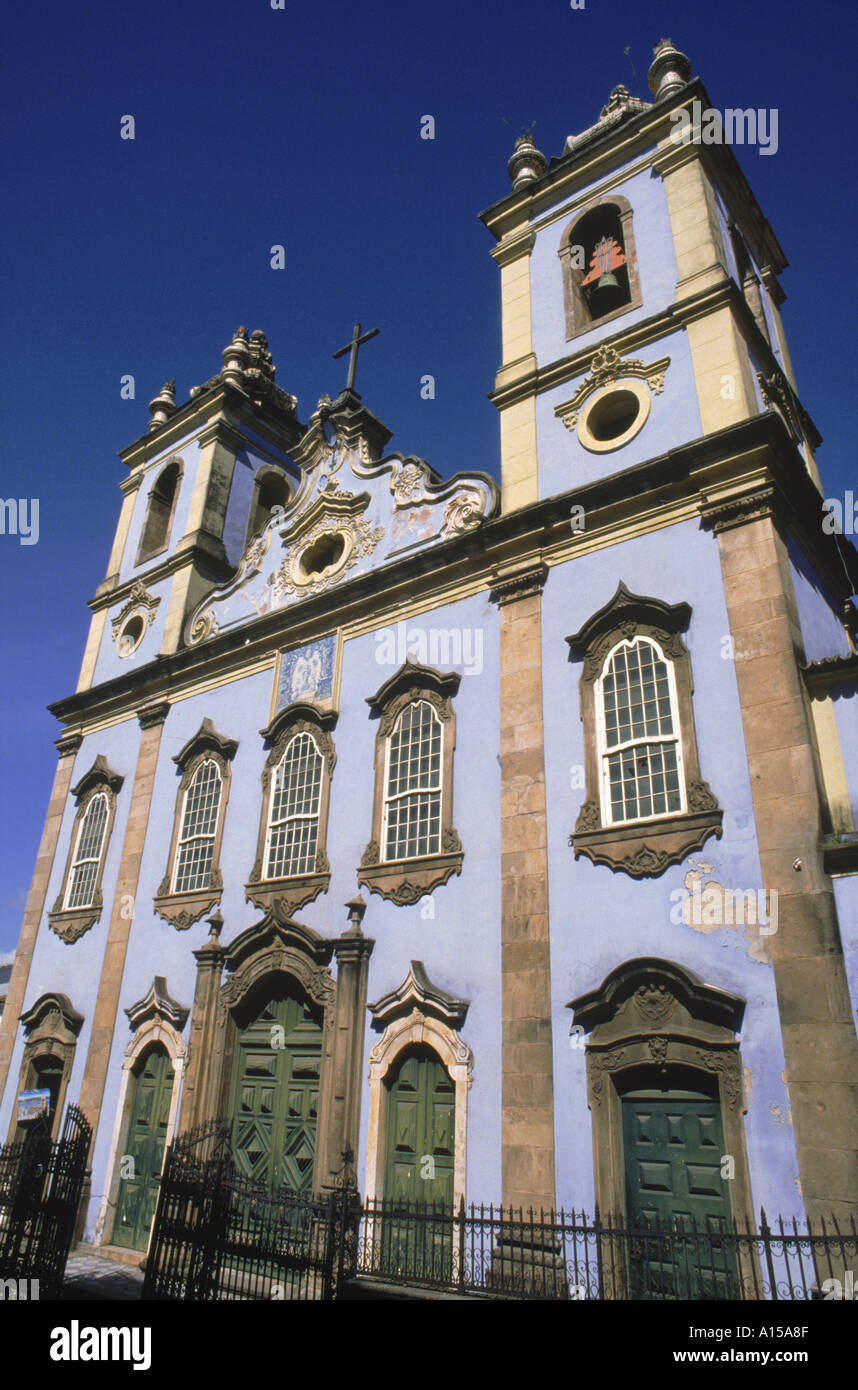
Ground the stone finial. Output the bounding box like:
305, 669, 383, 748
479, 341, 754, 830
246, 329, 275, 383
206, 908, 224, 942
344, 894, 367, 935
147, 379, 177, 433
647, 38, 692, 100
507, 133, 547, 192
222, 326, 250, 386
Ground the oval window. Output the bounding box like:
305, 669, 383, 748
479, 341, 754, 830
300, 532, 346, 578
117, 614, 145, 657
587, 389, 640, 441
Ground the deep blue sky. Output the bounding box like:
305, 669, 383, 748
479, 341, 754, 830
1, 0, 856, 953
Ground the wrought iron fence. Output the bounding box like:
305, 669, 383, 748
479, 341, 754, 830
143, 1122, 359, 1301
0, 1104, 92, 1298
355, 1199, 858, 1301
143, 1124, 857, 1301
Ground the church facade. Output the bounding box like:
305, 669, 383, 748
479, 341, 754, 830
1, 38, 857, 1263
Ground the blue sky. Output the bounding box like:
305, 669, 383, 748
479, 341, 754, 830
1, 0, 856, 952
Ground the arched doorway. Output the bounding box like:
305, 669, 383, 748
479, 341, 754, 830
114, 1044, 175, 1251
383, 1045, 455, 1206
230, 982, 323, 1192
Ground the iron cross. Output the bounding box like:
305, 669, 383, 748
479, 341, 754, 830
333, 321, 379, 392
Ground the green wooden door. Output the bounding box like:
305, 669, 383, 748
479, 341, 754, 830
382, 1048, 455, 1282
231, 990, 322, 1192
114, 1047, 174, 1251
622, 1089, 738, 1299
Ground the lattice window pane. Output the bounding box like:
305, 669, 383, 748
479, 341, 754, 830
600, 639, 683, 825
66, 793, 109, 909
173, 760, 222, 893
384, 701, 442, 860
265, 733, 323, 879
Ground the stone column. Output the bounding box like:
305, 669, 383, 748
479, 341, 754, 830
317, 897, 374, 1192
491, 564, 557, 1213
179, 911, 227, 1132
708, 493, 858, 1222
0, 732, 82, 1111
77, 701, 169, 1152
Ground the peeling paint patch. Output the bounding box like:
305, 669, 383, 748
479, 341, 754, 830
669, 858, 774, 963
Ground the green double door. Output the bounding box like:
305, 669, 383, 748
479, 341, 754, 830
622, 1089, 738, 1299
114, 1046, 174, 1251
231, 990, 323, 1192
381, 1047, 455, 1281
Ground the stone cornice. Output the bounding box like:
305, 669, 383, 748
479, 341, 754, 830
489, 562, 549, 606
802, 653, 858, 695
47, 415, 858, 736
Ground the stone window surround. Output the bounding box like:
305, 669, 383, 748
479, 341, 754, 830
557, 194, 643, 342
97, 976, 188, 1251
567, 584, 723, 879
569, 958, 758, 1299
245, 702, 336, 917
365, 961, 472, 1208
358, 660, 464, 906
134, 456, 184, 568
47, 756, 124, 945
594, 632, 687, 823
6, 992, 84, 1144
153, 719, 238, 931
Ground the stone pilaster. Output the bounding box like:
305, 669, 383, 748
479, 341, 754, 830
708, 495, 858, 1221
179, 910, 227, 1132
318, 897, 374, 1191
0, 732, 83, 1111
77, 701, 169, 1152
491, 563, 557, 1211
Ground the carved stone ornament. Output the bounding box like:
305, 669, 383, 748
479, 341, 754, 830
695, 1049, 743, 1111
48, 756, 123, 944
369, 961, 470, 1032
554, 346, 670, 432
154, 718, 237, 930
489, 563, 549, 607
110, 579, 161, 642
567, 583, 722, 878
244, 703, 336, 915
125, 976, 190, 1033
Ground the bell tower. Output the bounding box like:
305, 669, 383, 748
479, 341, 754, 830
481, 38, 822, 514
76, 329, 305, 691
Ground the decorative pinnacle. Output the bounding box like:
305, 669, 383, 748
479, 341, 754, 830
222, 326, 250, 386
344, 894, 367, 934
647, 38, 691, 100
147, 379, 177, 433
507, 132, 547, 191
206, 908, 223, 942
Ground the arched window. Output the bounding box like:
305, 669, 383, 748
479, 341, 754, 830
248, 467, 291, 544
172, 759, 223, 893
246, 704, 336, 915
558, 196, 642, 340
265, 732, 324, 878
596, 637, 684, 825
66, 792, 109, 908
566, 584, 722, 878
136, 459, 181, 565
382, 700, 443, 861
359, 661, 463, 905
49, 756, 123, 944
154, 719, 237, 930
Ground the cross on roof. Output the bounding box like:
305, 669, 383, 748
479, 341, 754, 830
332, 321, 379, 392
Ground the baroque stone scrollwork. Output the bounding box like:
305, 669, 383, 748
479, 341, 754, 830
554, 346, 669, 432
245, 703, 336, 915
48, 756, 124, 944
568, 960, 753, 1237
358, 661, 464, 905
566, 583, 723, 878
111, 579, 161, 657
365, 963, 472, 1205
153, 719, 237, 931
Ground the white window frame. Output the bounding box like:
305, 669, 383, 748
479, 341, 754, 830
381, 699, 444, 863
64, 792, 110, 910
594, 635, 686, 827
263, 731, 324, 880
171, 758, 223, 893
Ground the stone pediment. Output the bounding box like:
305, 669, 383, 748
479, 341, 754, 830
369, 961, 470, 1031
187, 389, 499, 644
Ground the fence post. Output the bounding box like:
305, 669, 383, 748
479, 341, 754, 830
760, 1207, 778, 1301
457, 1196, 466, 1292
